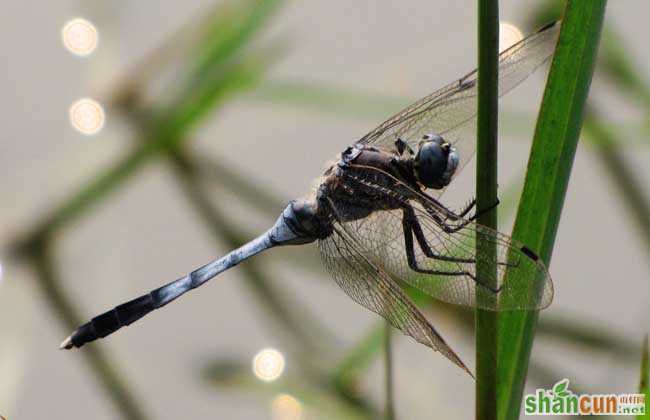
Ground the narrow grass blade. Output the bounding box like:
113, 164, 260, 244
496, 3, 607, 420
475, 1, 500, 419
189, 0, 283, 85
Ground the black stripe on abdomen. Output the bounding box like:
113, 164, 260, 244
69, 294, 155, 348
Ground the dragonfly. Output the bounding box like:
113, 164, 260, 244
61, 22, 559, 375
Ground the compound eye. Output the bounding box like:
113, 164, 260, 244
414, 141, 447, 189
422, 132, 444, 143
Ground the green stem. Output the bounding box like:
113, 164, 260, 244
497, 3, 607, 419
475, 1, 499, 419
384, 322, 395, 420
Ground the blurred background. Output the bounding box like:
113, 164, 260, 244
1, 1, 648, 419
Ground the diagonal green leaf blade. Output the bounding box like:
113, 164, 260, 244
496, 3, 607, 420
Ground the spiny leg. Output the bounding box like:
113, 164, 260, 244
416, 190, 476, 221
440, 198, 476, 222
445, 197, 500, 229
456, 198, 476, 219
418, 193, 467, 222
420, 196, 500, 234
425, 206, 474, 234
412, 193, 475, 233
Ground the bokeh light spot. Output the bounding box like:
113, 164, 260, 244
69, 98, 105, 135
62, 18, 98, 56
271, 394, 304, 420
253, 348, 285, 382
499, 22, 524, 52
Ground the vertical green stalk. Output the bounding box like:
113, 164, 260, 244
384, 322, 395, 420
475, 1, 499, 419
497, 3, 607, 420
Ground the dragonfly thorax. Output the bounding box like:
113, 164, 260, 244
412, 133, 458, 189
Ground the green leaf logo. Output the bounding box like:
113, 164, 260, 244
552, 379, 570, 398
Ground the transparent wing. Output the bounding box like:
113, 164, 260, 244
359, 22, 559, 191
348, 207, 553, 310
318, 222, 472, 375
331, 164, 553, 311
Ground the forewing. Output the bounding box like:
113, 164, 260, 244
318, 223, 472, 375
334, 164, 553, 310
359, 22, 559, 191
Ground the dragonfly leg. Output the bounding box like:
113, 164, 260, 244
417, 191, 497, 227
404, 207, 474, 263
414, 194, 475, 233
402, 208, 504, 294
422, 197, 499, 234
418, 192, 464, 221
434, 213, 473, 234
406, 207, 517, 268
456, 198, 476, 219
468, 197, 500, 221
439, 196, 498, 225
438, 198, 476, 221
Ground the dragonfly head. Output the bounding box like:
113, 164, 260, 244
413, 133, 459, 189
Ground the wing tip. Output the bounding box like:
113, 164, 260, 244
449, 351, 474, 379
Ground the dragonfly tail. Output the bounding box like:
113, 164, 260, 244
61, 202, 316, 349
